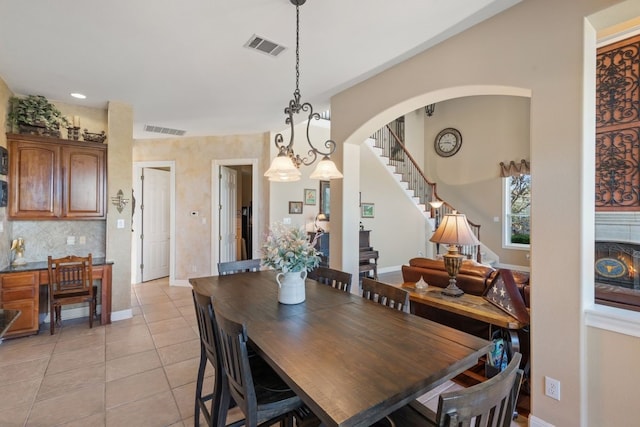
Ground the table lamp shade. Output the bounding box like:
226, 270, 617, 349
429, 213, 480, 246
429, 213, 479, 297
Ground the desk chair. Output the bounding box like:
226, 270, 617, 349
47, 254, 96, 335
218, 259, 262, 275
308, 266, 352, 293
386, 353, 524, 426
213, 302, 304, 427
361, 278, 410, 312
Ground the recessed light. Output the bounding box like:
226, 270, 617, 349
70, 93, 86, 99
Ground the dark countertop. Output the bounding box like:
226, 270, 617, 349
0, 257, 113, 274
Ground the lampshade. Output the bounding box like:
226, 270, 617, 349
430, 213, 480, 246
264, 153, 301, 182
309, 156, 343, 180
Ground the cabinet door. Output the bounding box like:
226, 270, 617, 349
8, 139, 61, 219
0, 272, 39, 337
62, 145, 106, 218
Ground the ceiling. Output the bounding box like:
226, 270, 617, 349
0, 0, 520, 140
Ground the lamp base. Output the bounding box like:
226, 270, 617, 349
441, 283, 464, 297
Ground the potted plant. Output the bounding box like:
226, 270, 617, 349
261, 222, 320, 304
7, 95, 69, 137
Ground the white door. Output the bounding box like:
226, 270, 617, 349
142, 168, 170, 281
219, 166, 237, 263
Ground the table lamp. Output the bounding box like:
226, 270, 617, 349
314, 213, 327, 233
429, 213, 480, 297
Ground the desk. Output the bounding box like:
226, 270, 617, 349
0, 259, 113, 337
190, 271, 490, 427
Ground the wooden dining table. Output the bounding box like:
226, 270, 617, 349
189, 271, 491, 427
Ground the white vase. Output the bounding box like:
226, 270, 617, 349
276, 270, 307, 304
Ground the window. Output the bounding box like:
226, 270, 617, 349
503, 174, 530, 249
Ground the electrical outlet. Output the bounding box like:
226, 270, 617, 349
545, 376, 561, 400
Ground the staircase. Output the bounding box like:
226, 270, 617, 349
367, 122, 494, 264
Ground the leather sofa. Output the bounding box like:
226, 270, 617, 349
401, 257, 497, 296
401, 257, 530, 307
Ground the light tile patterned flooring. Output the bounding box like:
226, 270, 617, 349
0, 275, 527, 426
0, 277, 210, 427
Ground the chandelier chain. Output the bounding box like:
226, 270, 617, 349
295, 4, 300, 98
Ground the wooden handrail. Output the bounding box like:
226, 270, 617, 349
370, 122, 482, 262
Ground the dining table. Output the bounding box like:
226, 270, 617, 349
189, 270, 491, 427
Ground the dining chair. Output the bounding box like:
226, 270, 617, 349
47, 253, 96, 335
192, 289, 235, 427
213, 302, 304, 427
217, 259, 262, 275
361, 278, 410, 312
308, 266, 352, 293
385, 352, 524, 426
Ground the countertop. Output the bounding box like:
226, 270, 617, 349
0, 257, 113, 274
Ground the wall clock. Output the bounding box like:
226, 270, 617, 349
595, 257, 627, 279
434, 128, 462, 157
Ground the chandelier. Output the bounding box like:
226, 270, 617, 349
264, 0, 343, 182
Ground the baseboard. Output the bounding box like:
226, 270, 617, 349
377, 265, 402, 274
529, 415, 555, 427
39, 305, 133, 323
111, 309, 133, 322
171, 278, 192, 287
494, 262, 530, 272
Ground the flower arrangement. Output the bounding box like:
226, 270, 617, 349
261, 222, 320, 273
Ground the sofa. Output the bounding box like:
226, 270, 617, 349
401, 257, 530, 307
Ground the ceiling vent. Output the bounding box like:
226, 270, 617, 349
244, 34, 286, 57
144, 125, 186, 136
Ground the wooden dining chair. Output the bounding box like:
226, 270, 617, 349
217, 259, 262, 275
47, 254, 96, 335
192, 289, 234, 427
213, 302, 304, 427
308, 266, 352, 293
361, 278, 410, 312
385, 353, 524, 427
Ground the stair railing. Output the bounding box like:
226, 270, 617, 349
370, 122, 482, 262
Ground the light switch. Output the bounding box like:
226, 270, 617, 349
283, 217, 291, 224
117, 219, 125, 229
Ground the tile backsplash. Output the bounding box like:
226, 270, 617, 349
10, 220, 106, 263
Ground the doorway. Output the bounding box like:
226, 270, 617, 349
132, 161, 176, 284
212, 159, 259, 275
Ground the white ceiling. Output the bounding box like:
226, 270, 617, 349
0, 0, 520, 139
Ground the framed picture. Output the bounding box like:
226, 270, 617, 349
361, 203, 375, 218
289, 201, 303, 214
304, 188, 316, 205
319, 180, 330, 219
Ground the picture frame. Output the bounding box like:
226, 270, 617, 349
304, 188, 316, 205
319, 180, 330, 219
289, 201, 303, 214
361, 203, 375, 218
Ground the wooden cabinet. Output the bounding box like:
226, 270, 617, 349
8, 134, 106, 219
0, 272, 39, 338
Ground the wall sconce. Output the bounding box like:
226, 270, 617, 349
111, 189, 130, 213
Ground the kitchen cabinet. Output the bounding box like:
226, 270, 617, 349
7, 133, 106, 219
0, 271, 39, 338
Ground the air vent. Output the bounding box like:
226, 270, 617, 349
244, 34, 286, 57
144, 125, 186, 136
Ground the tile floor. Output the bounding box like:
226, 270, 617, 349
0, 275, 527, 427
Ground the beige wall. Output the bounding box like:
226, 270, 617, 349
423, 95, 530, 267
133, 133, 270, 280
329, 0, 636, 425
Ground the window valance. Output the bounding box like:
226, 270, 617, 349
500, 159, 530, 177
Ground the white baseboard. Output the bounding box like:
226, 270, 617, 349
529, 415, 555, 427
171, 278, 192, 287
39, 305, 133, 323
111, 309, 133, 322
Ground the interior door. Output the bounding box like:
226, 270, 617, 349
141, 167, 170, 281
219, 166, 237, 263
